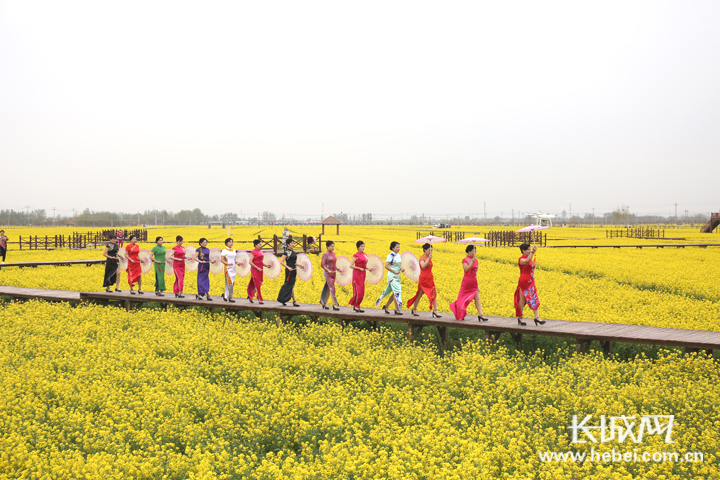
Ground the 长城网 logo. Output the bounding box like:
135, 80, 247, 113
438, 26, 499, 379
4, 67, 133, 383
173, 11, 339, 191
568, 415, 674, 444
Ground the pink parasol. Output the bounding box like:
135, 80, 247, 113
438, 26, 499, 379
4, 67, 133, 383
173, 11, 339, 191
456, 236, 490, 244
335, 255, 352, 286
209, 248, 224, 275
235, 251, 251, 277
414, 235, 447, 244
365, 254, 384, 285
164, 251, 175, 276
184, 246, 198, 272
263, 252, 281, 279
295, 253, 313, 281
516, 224, 551, 233
400, 251, 420, 281
138, 249, 153, 275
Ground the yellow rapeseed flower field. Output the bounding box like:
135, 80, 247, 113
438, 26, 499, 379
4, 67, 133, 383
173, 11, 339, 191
1, 225, 719, 478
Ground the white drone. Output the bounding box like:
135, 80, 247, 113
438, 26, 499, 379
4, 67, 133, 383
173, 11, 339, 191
529, 212, 556, 227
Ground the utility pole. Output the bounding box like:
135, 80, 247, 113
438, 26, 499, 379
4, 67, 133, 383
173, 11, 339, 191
592, 207, 595, 228
53, 207, 56, 227
674, 203, 678, 228
484, 202, 486, 222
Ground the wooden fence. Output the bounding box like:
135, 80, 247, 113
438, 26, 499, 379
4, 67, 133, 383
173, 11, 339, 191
257, 234, 323, 255
416, 231, 466, 242
486, 231, 546, 247
606, 228, 665, 239
15, 229, 148, 250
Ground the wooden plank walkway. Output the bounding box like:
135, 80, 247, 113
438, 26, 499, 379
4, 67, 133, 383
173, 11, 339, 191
546, 244, 720, 249
0, 259, 106, 269
1, 286, 717, 355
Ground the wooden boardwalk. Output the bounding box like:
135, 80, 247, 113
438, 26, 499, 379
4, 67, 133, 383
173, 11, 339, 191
0, 286, 717, 355
546, 244, 720, 249
0, 259, 106, 269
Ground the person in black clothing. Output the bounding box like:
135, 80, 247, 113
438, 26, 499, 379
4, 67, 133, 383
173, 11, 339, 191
277, 239, 301, 306
102, 237, 121, 292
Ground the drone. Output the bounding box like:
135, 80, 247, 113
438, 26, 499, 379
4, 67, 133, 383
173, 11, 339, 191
529, 212, 556, 227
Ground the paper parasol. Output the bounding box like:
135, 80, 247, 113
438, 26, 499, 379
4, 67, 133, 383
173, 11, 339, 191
295, 253, 313, 281
138, 249, 153, 275
335, 255, 352, 287
400, 251, 420, 281
184, 245, 198, 272
209, 248, 224, 275
365, 254, 384, 285
263, 252, 281, 279
117, 254, 128, 272
235, 250, 251, 277
165, 252, 175, 276
456, 236, 490, 244
414, 235, 447, 244
516, 224, 551, 233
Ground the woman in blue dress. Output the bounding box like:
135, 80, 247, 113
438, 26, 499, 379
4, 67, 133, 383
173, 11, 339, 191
193, 237, 212, 301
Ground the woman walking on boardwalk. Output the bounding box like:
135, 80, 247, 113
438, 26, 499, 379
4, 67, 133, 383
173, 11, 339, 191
150, 236, 166, 297
167, 235, 186, 298
248, 239, 271, 304
514, 243, 545, 326
407, 243, 440, 318
193, 238, 212, 301
0, 230, 8, 264
125, 234, 143, 294
348, 240, 369, 313
277, 239, 301, 307
220, 238, 237, 302
449, 245, 488, 321
320, 240, 340, 311
375, 241, 405, 315
102, 237, 121, 292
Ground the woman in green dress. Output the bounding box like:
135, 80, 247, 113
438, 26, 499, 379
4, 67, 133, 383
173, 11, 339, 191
150, 236, 167, 297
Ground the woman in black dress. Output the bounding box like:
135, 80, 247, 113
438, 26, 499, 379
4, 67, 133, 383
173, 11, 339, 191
277, 239, 301, 307
102, 237, 121, 292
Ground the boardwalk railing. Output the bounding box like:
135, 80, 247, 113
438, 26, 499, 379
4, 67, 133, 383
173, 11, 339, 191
257, 234, 324, 255
13, 229, 148, 250
416, 231, 466, 242
606, 228, 665, 239
485, 231, 546, 247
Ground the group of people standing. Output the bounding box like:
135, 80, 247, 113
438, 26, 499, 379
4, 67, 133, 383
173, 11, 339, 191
101, 235, 545, 324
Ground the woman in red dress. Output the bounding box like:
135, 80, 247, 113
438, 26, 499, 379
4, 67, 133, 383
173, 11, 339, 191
449, 245, 488, 321
167, 235, 186, 298
408, 243, 441, 318
125, 234, 143, 294
514, 243, 545, 326
348, 240, 369, 313
247, 239, 271, 304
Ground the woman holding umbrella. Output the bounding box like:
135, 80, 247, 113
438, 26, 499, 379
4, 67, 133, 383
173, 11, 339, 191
375, 241, 404, 315
125, 234, 143, 294
192, 238, 212, 301
514, 243, 545, 326
247, 239, 272, 304
408, 243, 440, 317
167, 235, 186, 298
102, 236, 121, 292
449, 245, 488, 322
348, 240, 369, 313
320, 240, 340, 311
277, 239, 301, 307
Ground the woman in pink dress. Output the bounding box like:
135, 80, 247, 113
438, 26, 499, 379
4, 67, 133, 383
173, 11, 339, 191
449, 245, 488, 321
247, 239, 271, 304
167, 235, 186, 298
348, 240, 369, 313
514, 243, 545, 326
125, 235, 143, 294
320, 240, 340, 311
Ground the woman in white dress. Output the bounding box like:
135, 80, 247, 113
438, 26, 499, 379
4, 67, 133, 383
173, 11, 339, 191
220, 237, 237, 302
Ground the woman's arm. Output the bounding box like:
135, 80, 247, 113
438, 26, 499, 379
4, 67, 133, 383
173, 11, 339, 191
462, 259, 472, 273
279, 254, 293, 270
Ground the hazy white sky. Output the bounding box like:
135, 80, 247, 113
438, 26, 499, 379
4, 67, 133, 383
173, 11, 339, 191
1, 1, 719, 219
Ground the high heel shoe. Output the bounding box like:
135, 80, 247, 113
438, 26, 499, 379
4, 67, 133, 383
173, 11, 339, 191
432, 312, 442, 318
353, 307, 364, 313
321, 304, 329, 310
383, 307, 390, 314
332, 306, 340, 311
394, 311, 403, 316
106, 288, 112, 293
248, 297, 253, 304
175, 293, 184, 298
130, 291, 136, 295
155, 292, 161, 297
114, 288, 122, 292
195, 295, 203, 300
280, 302, 287, 307
517, 317, 526, 326
138, 291, 144, 295
292, 303, 300, 307
411, 310, 419, 317
206, 296, 213, 301
534, 318, 546, 326
478, 315, 489, 322
258, 301, 264, 305
222, 295, 227, 302
229, 299, 235, 303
